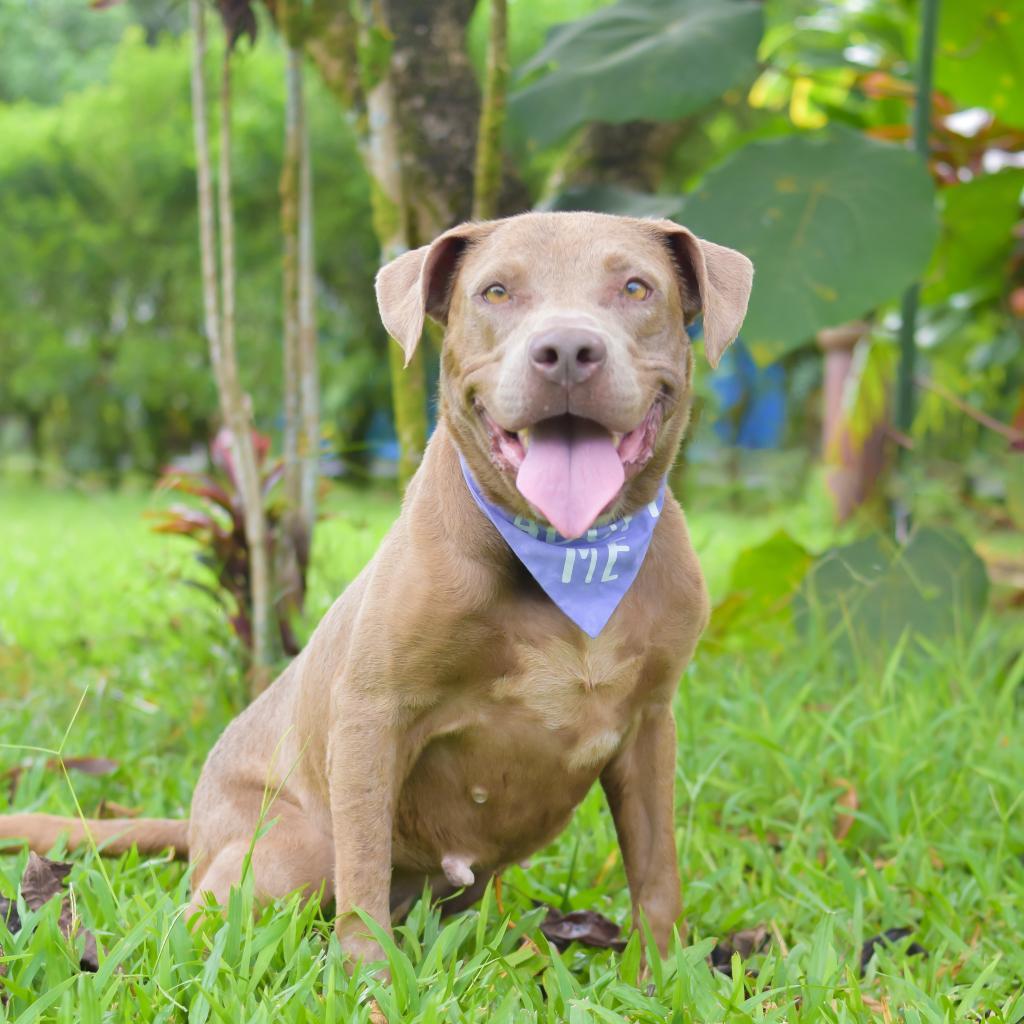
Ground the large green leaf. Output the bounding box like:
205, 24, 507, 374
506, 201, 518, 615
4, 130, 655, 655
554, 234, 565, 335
705, 530, 813, 651
924, 169, 1024, 304
936, 2, 1024, 128
509, 0, 763, 148
681, 129, 938, 361
795, 527, 989, 666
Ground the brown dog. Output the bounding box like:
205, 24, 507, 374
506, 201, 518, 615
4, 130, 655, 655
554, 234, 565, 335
0, 212, 752, 964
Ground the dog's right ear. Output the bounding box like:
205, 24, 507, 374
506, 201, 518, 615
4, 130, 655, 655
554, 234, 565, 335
374, 222, 491, 366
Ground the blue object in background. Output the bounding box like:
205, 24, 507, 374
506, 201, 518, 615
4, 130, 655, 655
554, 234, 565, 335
689, 322, 786, 449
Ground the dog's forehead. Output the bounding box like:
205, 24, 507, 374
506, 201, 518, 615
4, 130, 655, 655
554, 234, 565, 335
463, 212, 672, 279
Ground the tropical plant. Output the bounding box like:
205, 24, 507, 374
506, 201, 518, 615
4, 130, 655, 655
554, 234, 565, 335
148, 428, 304, 659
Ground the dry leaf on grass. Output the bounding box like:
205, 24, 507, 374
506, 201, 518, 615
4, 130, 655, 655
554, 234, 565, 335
818, 776, 860, 864
2, 756, 119, 803
56, 757, 119, 776
540, 907, 626, 951
709, 925, 770, 976
833, 777, 859, 842
95, 799, 141, 819
10, 853, 99, 972
859, 927, 926, 975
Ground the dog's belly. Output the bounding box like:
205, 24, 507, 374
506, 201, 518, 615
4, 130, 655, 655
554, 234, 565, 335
392, 719, 604, 874
391, 635, 645, 875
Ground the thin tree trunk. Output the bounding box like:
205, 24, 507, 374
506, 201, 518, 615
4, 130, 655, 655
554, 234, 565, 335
190, 0, 275, 688
218, 48, 275, 687
363, 11, 427, 489
297, 77, 318, 548
279, 45, 305, 619
818, 321, 887, 524
189, 0, 222, 404
282, 47, 301, 525
472, 0, 507, 221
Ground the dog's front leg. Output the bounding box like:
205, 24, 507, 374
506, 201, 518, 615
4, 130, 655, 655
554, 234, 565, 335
600, 702, 683, 956
328, 694, 401, 967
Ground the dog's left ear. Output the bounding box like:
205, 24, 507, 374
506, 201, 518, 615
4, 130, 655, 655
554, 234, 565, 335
654, 220, 754, 369
374, 222, 491, 366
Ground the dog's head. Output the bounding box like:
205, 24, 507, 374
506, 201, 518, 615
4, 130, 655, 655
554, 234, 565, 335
375, 211, 753, 538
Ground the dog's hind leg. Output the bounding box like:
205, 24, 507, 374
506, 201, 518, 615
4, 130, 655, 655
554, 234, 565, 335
187, 806, 334, 918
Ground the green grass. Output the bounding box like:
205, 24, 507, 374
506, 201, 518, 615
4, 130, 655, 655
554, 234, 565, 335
1, 479, 1023, 1022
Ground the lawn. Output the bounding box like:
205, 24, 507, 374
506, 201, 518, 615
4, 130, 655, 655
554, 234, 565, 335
1, 479, 1023, 1022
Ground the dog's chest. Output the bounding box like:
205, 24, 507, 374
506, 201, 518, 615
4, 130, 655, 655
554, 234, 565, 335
393, 627, 649, 872
486, 631, 644, 771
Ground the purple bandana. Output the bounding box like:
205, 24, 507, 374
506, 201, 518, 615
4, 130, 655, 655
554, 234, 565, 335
459, 456, 666, 637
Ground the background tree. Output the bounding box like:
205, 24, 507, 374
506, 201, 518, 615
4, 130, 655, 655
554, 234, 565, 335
190, 0, 276, 683
278, 5, 319, 617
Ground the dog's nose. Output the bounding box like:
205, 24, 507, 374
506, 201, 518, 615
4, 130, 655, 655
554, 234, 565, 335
528, 328, 607, 386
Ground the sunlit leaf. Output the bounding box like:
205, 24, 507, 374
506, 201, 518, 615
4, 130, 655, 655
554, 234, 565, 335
924, 169, 1024, 303
509, 0, 763, 147
936, 2, 1024, 127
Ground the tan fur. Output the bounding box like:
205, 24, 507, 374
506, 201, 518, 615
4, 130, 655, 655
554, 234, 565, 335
0, 212, 752, 963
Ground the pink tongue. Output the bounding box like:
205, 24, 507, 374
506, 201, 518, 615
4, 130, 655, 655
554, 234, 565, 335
516, 415, 625, 540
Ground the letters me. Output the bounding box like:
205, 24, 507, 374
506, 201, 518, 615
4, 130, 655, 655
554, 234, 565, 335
561, 542, 630, 585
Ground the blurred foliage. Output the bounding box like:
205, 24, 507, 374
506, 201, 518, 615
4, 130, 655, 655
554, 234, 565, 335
703, 530, 813, 652
0, 21, 383, 480
508, 0, 763, 147
682, 128, 937, 357
148, 427, 304, 657
935, 0, 1024, 127
0, 0, 1020, 516
796, 527, 990, 667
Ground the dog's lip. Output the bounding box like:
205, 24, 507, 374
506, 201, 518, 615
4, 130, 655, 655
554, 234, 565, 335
476, 400, 663, 476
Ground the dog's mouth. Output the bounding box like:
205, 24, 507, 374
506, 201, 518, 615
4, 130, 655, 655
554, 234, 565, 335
477, 400, 664, 539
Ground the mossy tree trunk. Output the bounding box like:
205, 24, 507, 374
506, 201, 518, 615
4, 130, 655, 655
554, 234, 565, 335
297, 0, 485, 489
472, 0, 508, 221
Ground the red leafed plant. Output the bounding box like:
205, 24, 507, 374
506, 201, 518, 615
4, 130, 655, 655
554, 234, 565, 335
149, 428, 301, 656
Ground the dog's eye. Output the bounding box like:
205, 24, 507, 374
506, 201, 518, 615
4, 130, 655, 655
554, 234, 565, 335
482, 284, 511, 304
623, 279, 650, 301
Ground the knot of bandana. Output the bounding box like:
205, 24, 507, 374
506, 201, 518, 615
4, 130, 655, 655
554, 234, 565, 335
459, 455, 666, 637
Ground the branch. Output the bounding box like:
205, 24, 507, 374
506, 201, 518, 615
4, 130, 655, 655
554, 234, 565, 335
915, 376, 1024, 445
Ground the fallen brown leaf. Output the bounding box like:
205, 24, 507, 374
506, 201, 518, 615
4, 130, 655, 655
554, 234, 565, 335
859, 927, 926, 975
95, 799, 141, 820
16, 853, 99, 972
540, 907, 625, 951
3, 756, 119, 804
20, 852, 72, 910
817, 777, 860, 865
51, 757, 119, 776
833, 777, 859, 842
709, 925, 770, 976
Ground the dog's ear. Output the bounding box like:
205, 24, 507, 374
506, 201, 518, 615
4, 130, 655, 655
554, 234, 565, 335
374, 222, 490, 366
654, 220, 754, 369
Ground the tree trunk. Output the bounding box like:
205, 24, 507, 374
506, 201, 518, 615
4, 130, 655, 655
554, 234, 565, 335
297, 78, 318, 547
472, 0, 508, 221
281, 46, 301, 525
278, 45, 307, 621
190, 0, 276, 689
218, 47, 276, 687
817, 321, 888, 524
301, 0, 488, 488
365, 60, 429, 488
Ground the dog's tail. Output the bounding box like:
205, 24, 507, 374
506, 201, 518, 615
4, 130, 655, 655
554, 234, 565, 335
0, 813, 189, 861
